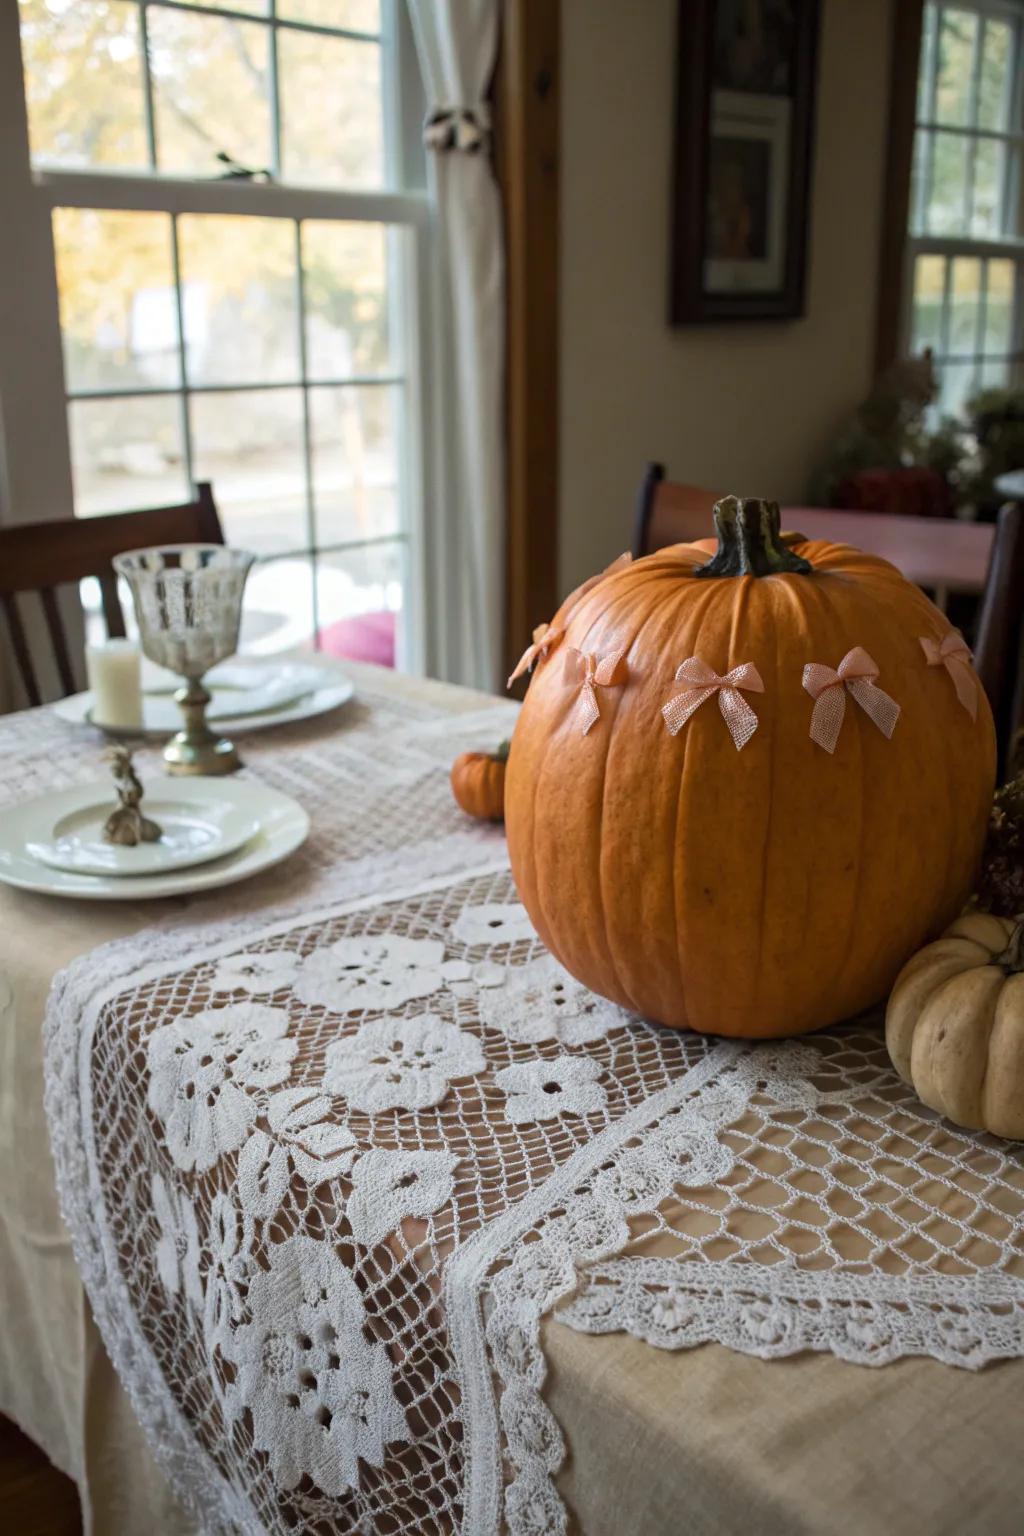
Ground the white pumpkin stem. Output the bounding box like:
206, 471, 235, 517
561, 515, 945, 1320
996, 922, 1024, 974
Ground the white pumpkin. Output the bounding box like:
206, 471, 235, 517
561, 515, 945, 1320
885, 913, 1024, 1139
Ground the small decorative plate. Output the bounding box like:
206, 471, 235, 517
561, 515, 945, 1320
53, 667, 355, 739
23, 779, 262, 877
0, 780, 309, 900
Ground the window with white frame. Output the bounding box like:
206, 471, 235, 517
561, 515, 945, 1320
11, 0, 429, 667
907, 0, 1024, 418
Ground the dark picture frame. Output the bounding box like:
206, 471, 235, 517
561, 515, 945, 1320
670, 0, 821, 324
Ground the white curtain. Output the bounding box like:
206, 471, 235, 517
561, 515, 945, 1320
407, 0, 505, 694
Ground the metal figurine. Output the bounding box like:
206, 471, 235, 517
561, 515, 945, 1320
103, 747, 163, 847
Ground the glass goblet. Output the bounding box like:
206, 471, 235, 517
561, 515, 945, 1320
112, 544, 256, 776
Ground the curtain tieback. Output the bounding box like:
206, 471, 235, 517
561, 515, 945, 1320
424, 107, 490, 154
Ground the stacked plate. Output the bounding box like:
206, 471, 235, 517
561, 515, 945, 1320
55, 658, 354, 738
0, 778, 309, 900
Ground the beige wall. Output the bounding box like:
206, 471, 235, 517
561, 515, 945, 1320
559, 0, 894, 589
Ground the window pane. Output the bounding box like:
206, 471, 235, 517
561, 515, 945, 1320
148, 9, 271, 177
984, 261, 1015, 354
917, 3, 936, 120
909, 130, 931, 235
242, 557, 316, 654
949, 257, 982, 354
1006, 148, 1024, 240
927, 131, 969, 233
189, 389, 308, 555
978, 19, 1012, 132
19, 0, 147, 170
302, 223, 392, 379
53, 210, 178, 392
935, 9, 979, 128
279, 1, 380, 32
316, 543, 403, 668
970, 137, 1004, 238
310, 386, 400, 546
935, 359, 977, 417
177, 216, 299, 386
912, 254, 946, 353
279, 31, 384, 188
69, 395, 187, 516
979, 358, 1011, 393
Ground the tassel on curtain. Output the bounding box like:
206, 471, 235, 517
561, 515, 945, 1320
407, 0, 505, 694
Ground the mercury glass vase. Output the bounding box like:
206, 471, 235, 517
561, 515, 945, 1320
112, 544, 256, 776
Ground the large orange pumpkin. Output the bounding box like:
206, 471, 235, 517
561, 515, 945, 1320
505, 496, 996, 1038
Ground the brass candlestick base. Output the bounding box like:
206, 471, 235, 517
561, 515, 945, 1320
163, 677, 241, 777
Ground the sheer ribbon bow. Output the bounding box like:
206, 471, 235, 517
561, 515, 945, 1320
661, 657, 764, 751
802, 647, 900, 754
565, 648, 626, 735
920, 631, 978, 720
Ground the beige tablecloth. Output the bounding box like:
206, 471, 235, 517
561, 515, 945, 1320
2, 661, 1022, 1535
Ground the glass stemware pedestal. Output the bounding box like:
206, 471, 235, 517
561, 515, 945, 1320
113, 545, 256, 775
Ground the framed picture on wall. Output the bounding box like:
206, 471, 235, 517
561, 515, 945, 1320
671, 0, 820, 323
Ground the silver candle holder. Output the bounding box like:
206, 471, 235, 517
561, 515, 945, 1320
113, 544, 255, 776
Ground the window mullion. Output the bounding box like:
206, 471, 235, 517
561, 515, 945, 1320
963, 15, 986, 231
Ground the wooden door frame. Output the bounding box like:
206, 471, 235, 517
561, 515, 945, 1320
874, 0, 924, 374
493, 0, 561, 690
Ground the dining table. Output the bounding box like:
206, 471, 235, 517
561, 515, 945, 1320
2, 656, 1023, 1536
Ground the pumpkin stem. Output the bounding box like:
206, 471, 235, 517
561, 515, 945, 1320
695, 496, 814, 579
494, 739, 511, 763
996, 921, 1024, 974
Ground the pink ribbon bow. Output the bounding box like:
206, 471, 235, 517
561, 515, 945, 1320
920, 631, 978, 720
802, 647, 900, 754
565, 647, 626, 735
661, 657, 765, 751
507, 552, 632, 689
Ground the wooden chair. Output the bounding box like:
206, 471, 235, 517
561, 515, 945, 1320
0, 484, 223, 707
633, 462, 1024, 776
974, 497, 1024, 780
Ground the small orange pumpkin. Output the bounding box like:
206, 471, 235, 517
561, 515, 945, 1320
505, 496, 996, 1038
451, 741, 510, 822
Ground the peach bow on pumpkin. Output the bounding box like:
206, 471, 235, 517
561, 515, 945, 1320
661, 657, 764, 751
506, 552, 632, 689
564, 647, 626, 735
507, 620, 564, 688
920, 631, 978, 720
802, 646, 900, 754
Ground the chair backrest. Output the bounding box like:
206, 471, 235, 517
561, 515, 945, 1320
633, 462, 1022, 773
0, 484, 223, 706
632, 463, 720, 558
974, 498, 1024, 779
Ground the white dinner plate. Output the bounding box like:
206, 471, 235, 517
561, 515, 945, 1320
23, 778, 262, 877
53, 672, 355, 739
140, 660, 324, 719
0, 780, 309, 900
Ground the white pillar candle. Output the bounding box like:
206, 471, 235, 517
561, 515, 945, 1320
86, 639, 143, 731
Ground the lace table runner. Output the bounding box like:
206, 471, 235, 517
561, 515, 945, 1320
38, 681, 1024, 1535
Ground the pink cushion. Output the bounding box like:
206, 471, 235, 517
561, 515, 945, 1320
318, 611, 396, 668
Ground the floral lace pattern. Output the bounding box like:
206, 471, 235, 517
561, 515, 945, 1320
294, 935, 469, 1014
220, 1234, 410, 1497
478, 955, 627, 1046
494, 1055, 608, 1123
322, 1012, 486, 1111
147, 1003, 297, 1173
40, 680, 1024, 1536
